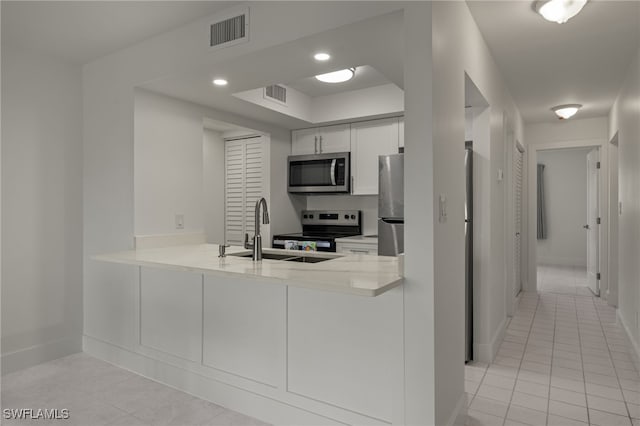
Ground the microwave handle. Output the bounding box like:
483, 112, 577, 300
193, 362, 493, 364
330, 159, 337, 186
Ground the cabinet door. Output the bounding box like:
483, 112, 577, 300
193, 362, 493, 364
140, 268, 202, 362
336, 243, 378, 255
291, 128, 318, 155
351, 118, 399, 195
398, 117, 405, 148
317, 124, 350, 154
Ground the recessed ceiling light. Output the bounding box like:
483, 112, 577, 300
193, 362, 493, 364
212, 78, 228, 86
314, 52, 331, 61
315, 68, 356, 84
551, 104, 582, 119
535, 0, 587, 24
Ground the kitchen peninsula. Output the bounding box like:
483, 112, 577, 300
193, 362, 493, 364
88, 245, 405, 425
95, 243, 402, 296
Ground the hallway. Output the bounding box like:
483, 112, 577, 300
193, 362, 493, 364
538, 265, 592, 297
466, 291, 639, 426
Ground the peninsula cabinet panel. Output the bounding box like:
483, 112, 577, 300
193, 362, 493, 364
84, 262, 139, 349
203, 276, 284, 387
140, 267, 202, 362
287, 286, 402, 422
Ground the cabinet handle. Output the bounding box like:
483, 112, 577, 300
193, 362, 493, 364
319, 135, 323, 153
350, 249, 370, 254
351, 176, 354, 193
314, 136, 318, 154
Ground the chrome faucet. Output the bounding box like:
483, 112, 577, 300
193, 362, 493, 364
244, 197, 270, 261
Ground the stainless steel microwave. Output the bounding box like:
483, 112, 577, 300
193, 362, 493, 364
287, 152, 350, 194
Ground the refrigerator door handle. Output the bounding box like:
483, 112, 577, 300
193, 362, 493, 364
381, 218, 404, 224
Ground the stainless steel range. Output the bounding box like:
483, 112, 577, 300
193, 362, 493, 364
272, 210, 362, 252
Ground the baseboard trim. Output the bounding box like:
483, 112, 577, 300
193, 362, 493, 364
446, 393, 468, 426
83, 335, 376, 426
617, 310, 640, 365
2, 337, 82, 375
537, 258, 587, 268
476, 317, 507, 364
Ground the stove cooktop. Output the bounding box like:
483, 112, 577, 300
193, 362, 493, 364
273, 232, 358, 240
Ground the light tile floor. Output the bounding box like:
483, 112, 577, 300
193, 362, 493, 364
466, 288, 640, 426
1, 353, 270, 426
538, 265, 593, 297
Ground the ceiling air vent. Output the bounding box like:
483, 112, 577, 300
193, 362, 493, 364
209, 10, 248, 48
264, 85, 287, 105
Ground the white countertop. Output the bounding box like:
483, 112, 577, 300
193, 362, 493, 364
93, 244, 402, 297
335, 235, 379, 245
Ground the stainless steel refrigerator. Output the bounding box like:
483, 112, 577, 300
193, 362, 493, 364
378, 154, 404, 256
465, 141, 474, 363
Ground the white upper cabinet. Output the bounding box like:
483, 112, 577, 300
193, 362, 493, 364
291, 124, 350, 155
398, 117, 405, 148
316, 124, 351, 154
291, 127, 318, 155
350, 118, 399, 195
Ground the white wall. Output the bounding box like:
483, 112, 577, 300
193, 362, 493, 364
134, 88, 300, 242
428, 3, 525, 422
1, 44, 83, 373
311, 84, 404, 124
608, 44, 640, 354
537, 148, 590, 267
203, 129, 225, 244
134, 88, 206, 236
526, 117, 609, 146
234, 83, 403, 125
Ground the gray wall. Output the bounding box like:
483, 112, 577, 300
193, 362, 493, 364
537, 148, 590, 267
1, 43, 83, 373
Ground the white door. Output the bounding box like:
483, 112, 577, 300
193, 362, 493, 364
317, 124, 350, 154
514, 144, 524, 297
350, 118, 399, 195
586, 148, 600, 296
291, 128, 318, 155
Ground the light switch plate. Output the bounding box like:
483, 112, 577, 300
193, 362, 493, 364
175, 214, 184, 230
439, 195, 447, 223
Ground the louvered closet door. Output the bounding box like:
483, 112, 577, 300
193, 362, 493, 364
224, 136, 265, 246
244, 138, 264, 237
514, 146, 524, 296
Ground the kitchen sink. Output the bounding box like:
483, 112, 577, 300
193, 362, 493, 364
229, 252, 297, 261
283, 256, 332, 263
229, 251, 335, 263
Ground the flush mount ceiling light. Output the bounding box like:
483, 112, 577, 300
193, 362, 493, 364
212, 78, 228, 86
315, 68, 356, 84
551, 104, 582, 119
535, 0, 588, 24
313, 52, 331, 61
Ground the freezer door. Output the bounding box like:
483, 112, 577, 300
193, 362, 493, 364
378, 154, 404, 219
378, 219, 404, 256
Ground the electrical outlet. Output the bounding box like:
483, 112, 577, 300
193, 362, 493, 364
175, 214, 184, 230
497, 169, 504, 182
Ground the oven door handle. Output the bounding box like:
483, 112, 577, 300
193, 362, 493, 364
330, 159, 337, 186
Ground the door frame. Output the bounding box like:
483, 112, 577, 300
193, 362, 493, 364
526, 138, 609, 294
504, 121, 526, 317
607, 132, 619, 307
